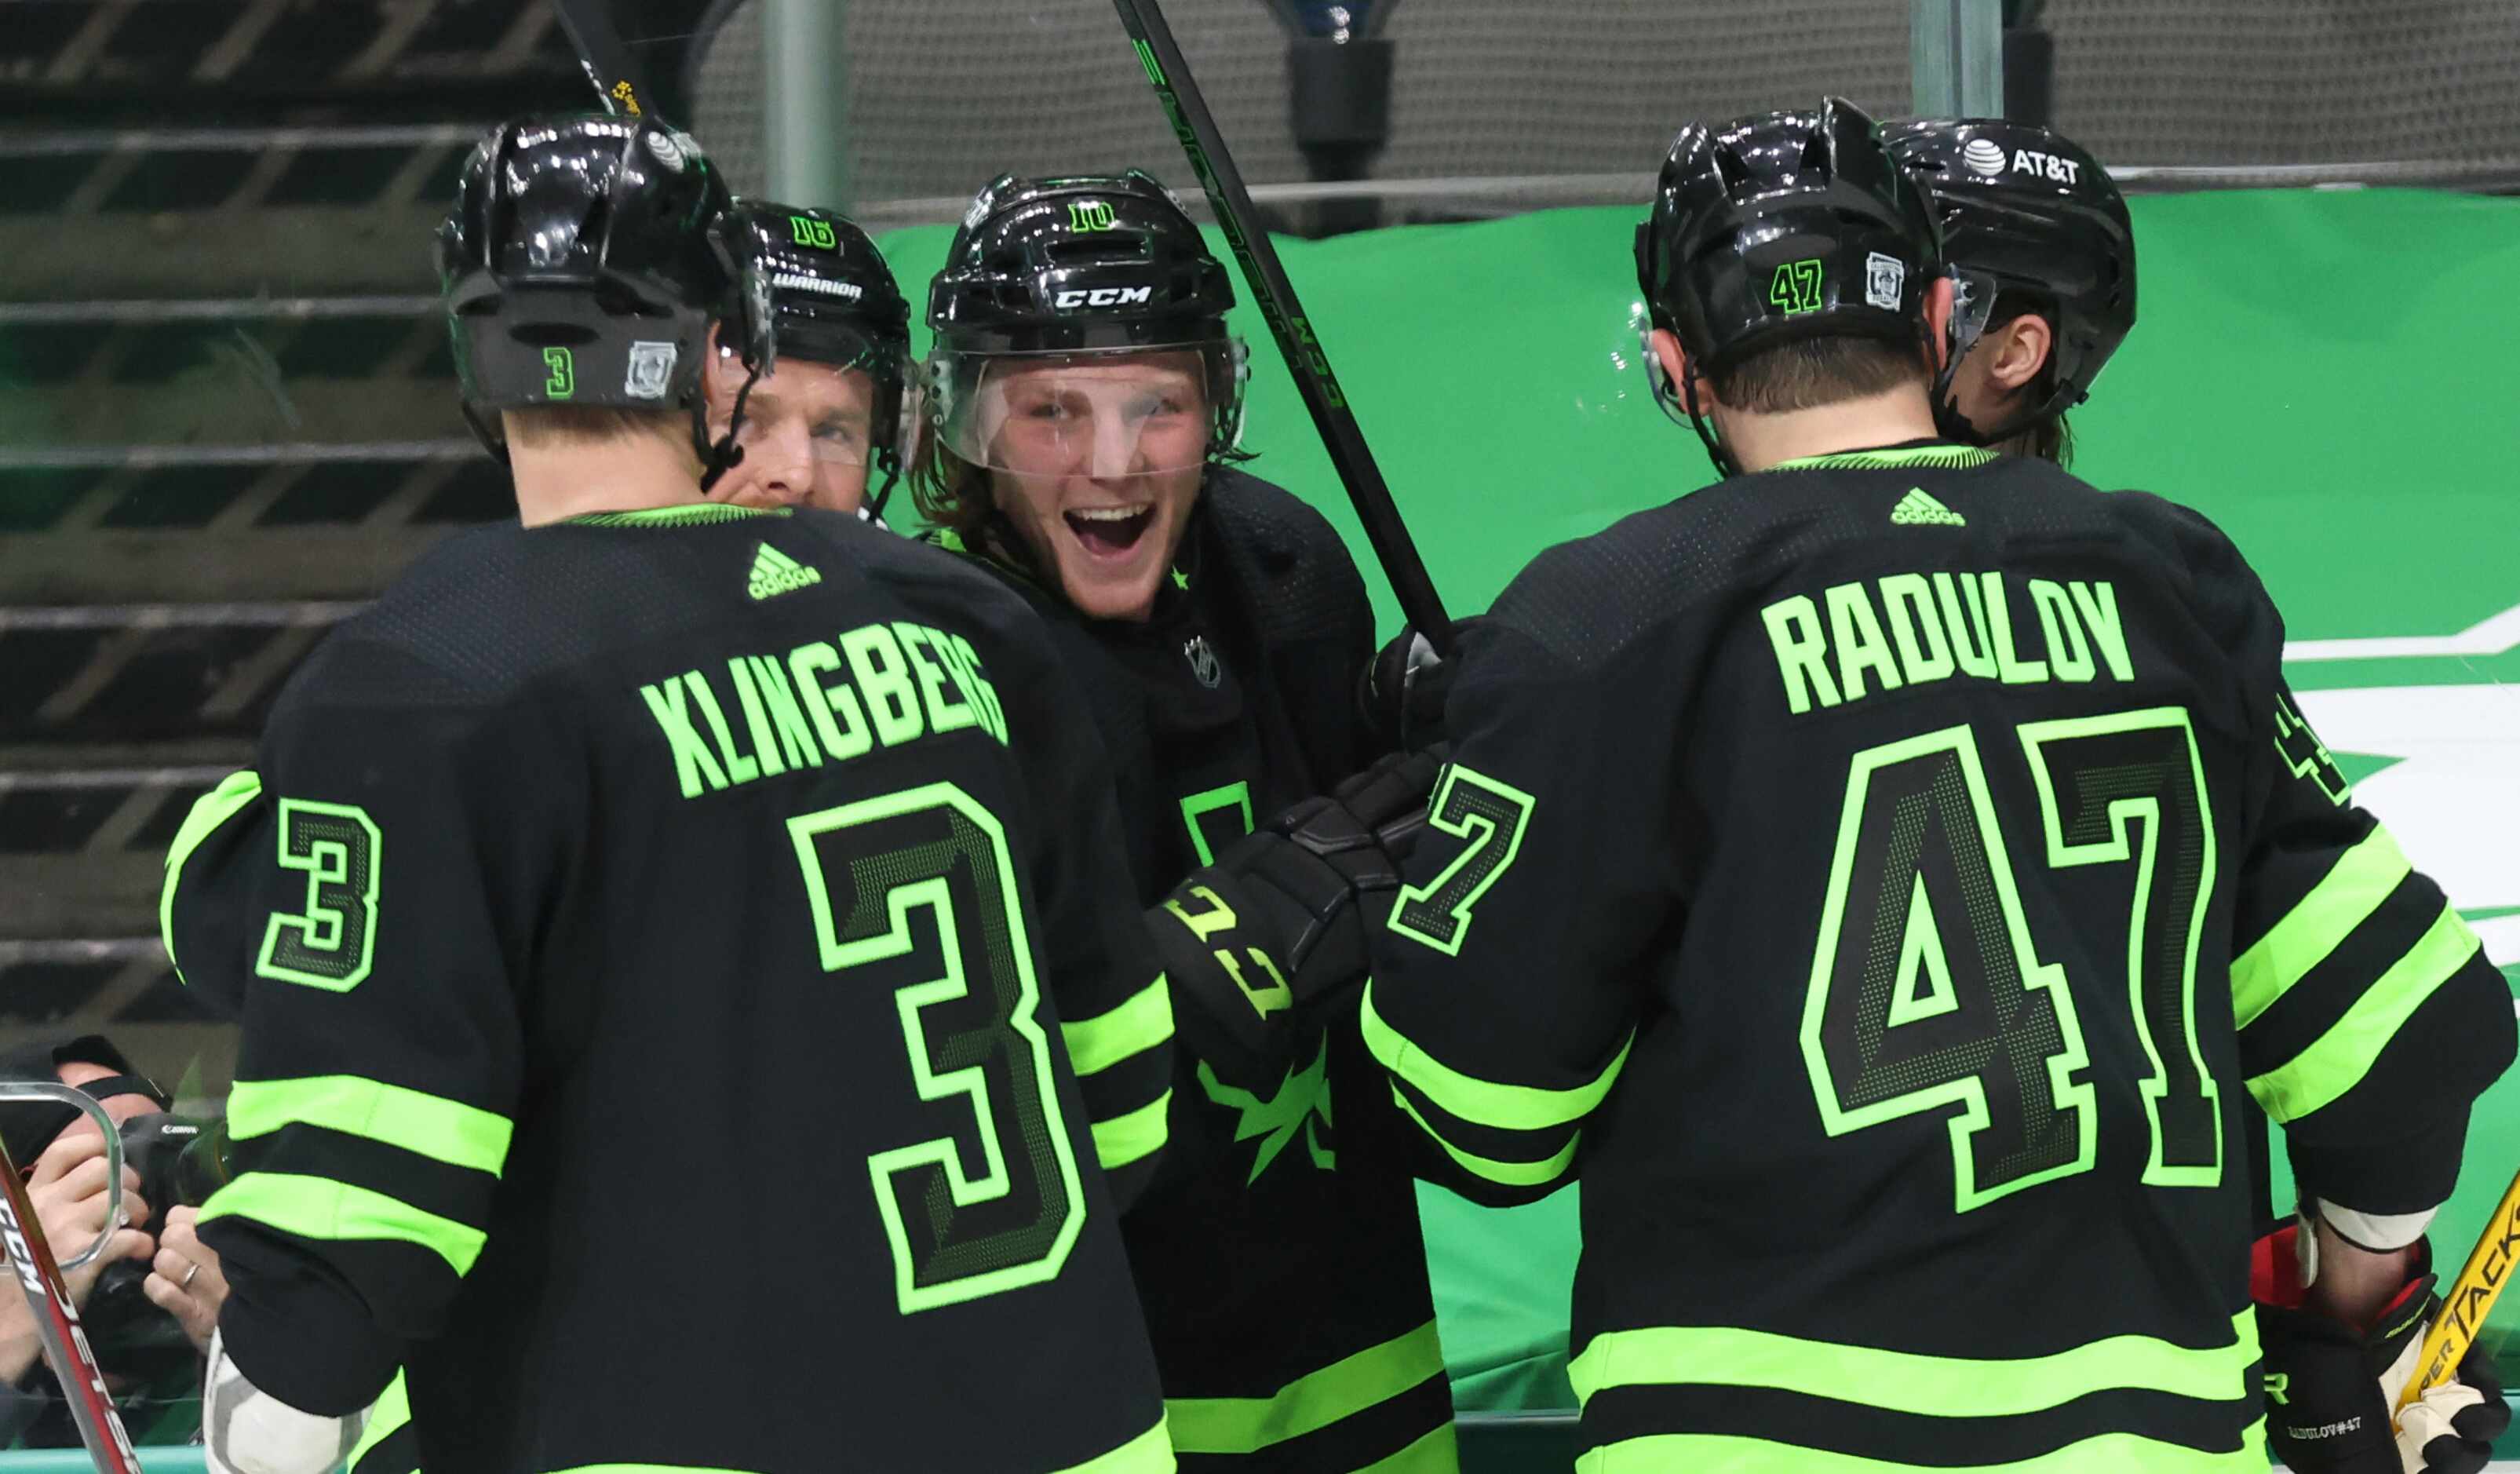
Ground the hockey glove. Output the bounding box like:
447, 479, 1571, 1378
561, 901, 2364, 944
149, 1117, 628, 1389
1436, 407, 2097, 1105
2255, 1223, 2509, 1474
1148, 748, 1442, 1092
1357, 622, 1477, 753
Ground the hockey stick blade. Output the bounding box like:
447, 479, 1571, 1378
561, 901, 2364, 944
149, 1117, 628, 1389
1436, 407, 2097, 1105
0, 1136, 141, 1473
2398, 1166, 2520, 1419
549, 0, 662, 121
1110, 0, 1453, 652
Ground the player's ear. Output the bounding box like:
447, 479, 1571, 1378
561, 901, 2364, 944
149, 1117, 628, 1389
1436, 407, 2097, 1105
1990, 312, 2054, 393
1649, 327, 1716, 410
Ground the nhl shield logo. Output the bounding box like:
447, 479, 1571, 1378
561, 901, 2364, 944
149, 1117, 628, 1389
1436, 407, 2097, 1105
624, 341, 679, 400
1184, 635, 1222, 689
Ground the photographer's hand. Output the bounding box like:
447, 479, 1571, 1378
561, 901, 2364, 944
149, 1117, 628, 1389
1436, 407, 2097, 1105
26, 1131, 153, 1307
144, 1206, 227, 1352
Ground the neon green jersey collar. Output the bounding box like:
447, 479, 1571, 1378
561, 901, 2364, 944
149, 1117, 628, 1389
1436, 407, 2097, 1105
563, 504, 790, 527
1765, 443, 1998, 473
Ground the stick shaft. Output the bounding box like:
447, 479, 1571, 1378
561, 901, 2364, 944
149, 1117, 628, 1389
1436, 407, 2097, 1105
0, 1140, 141, 1473
1109, 0, 1453, 649
549, 0, 662, 121
2400, 1167, 2520, 1413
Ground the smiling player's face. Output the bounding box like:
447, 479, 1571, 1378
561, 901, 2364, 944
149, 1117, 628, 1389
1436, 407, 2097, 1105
983, 352, 1208, 622
704, 346, 877, 514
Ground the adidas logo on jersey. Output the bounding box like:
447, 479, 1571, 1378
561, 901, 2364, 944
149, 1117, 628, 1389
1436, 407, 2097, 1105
747, 544, 822, 600
1891, 488, 1967, 527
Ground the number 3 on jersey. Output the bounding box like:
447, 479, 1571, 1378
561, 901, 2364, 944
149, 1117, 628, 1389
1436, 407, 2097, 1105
788, 784, 1085, 1312
1801, 709, 2219, 1214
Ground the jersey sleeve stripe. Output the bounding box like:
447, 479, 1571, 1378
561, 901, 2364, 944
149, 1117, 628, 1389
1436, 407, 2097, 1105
2231, 826, 2412, 1028
1165, 1317, 1447, 1454
1042, 1412, 1175, 1474
1361, 982, 1630, 1131
1571, 1423, 2267, 1474
1089, 1088, 1171, 1171
345, 1370, 411, 1474
1059, 973, 1174, 1078
2244, 903, 2487, 1123
158, 768, 263, 984
1387, 1084, 1579, 1191
226, 1076, 514, 1176
1570, 1309, 2257, 1417
199, 1171, 487, 1275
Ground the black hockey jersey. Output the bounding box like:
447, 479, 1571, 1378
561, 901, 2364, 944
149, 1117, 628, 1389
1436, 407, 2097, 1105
940, 469, 1457, 1473
1360, 444, 2514, 1471
161, 503, 1177, 1474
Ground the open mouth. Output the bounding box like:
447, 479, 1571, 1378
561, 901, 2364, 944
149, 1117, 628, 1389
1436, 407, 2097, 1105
1064, 503, 1154, 558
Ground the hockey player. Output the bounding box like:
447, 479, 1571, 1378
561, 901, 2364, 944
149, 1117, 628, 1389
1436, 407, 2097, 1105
1160, 100, 2516, 1472
157, 115, 1176, 1474
1894, 117, 2511, 1473
701, 200, 917, 519
917, 172, 1456, 1472
1885, 119, 2135, 465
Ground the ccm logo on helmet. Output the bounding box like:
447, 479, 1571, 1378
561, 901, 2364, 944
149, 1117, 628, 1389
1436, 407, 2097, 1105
1055, 286, 1155, 310
2011, 149, 2083, 185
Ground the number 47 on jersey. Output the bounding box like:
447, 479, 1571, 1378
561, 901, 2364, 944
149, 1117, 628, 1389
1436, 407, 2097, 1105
1801, 706, 2221, 1213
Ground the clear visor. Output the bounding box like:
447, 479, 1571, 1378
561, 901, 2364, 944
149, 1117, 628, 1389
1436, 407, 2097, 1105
936, 348, 1223, 479
1949, 267, 2002, 359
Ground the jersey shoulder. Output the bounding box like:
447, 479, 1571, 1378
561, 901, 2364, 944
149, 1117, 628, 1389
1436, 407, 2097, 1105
1203, 466, 1370, 647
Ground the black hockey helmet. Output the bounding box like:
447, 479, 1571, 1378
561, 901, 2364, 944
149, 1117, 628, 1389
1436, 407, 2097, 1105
1885, 119, 2135, 444
709, 199, 918, 506
926, 170, 1249, 473
1635, 98, 1943, 475
437, 113, 735, 476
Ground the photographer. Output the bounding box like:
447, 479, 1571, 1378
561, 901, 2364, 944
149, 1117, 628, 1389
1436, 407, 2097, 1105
0, 1035, 229, 1447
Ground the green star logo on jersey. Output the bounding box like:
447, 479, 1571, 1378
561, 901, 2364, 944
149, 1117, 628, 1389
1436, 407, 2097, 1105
1197, 1041, 1335, 1184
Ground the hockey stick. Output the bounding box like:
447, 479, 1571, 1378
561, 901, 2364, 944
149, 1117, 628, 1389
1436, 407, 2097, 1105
1110, 0, 1455, 652
2398, 1165, 2520, 1418
0, 1086, 141, 1474
548, 0, 662, 121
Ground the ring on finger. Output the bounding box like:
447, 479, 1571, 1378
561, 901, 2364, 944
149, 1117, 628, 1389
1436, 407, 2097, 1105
181, 1262, 199, 1290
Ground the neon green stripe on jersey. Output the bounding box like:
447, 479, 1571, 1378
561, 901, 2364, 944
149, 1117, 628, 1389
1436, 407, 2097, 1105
1167, 1319, 1446, 1454
1569, 1308, 2257, 1416
346, 1370, 410, 1473
2248, 903, 2485, 1122
1388, 1084, 1577, 1189
200, 1171, 487, 1275
1362, 982, 1630, 1131
1574, 1421, 2266, 1473
1048, 1414, 1175, 1474
1355, 1422, 1459, 1474
2232, 826, 2413, 1028
1060, 974, 1174, 1077
227, 1075, 513, 1175
159, 768, 263, 983
1089, 1088, 1171, 1171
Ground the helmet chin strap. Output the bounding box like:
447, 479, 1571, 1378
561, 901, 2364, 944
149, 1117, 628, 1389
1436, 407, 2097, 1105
1679, 360, 1744, 480
1641, 320, 1744, 480
695, 356, 762, 497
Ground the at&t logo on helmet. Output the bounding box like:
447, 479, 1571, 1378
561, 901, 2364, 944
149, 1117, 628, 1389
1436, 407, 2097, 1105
2010, 149, 2084, 185
1962, 137, 2008, 177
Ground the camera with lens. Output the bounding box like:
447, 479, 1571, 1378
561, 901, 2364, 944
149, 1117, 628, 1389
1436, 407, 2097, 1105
83, 1114, 233, 1384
